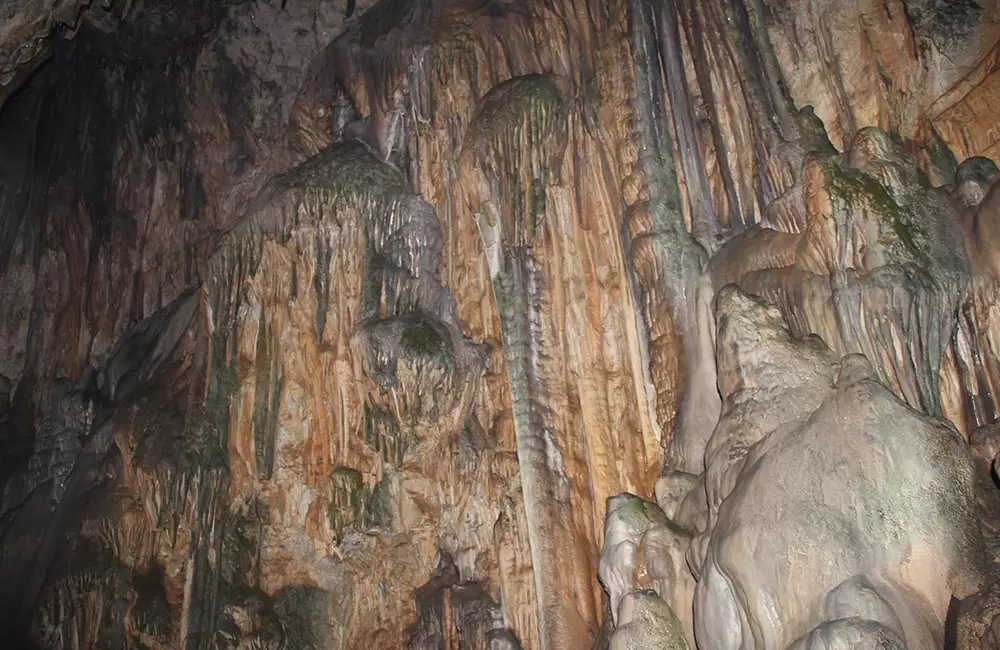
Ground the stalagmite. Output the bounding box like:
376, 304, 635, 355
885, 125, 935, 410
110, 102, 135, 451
692, 287, 986, 649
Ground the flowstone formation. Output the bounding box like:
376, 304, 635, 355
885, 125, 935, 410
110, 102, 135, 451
598, 493, 696, 642
1, 0, 1000, 648
598, 290, 997, 650
698, 288, 985, 648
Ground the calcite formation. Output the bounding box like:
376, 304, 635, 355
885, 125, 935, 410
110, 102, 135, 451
694, 288, 985, 648
611, 590, 689, 650
598, 493, 696, 644
1, 0, 1000, 649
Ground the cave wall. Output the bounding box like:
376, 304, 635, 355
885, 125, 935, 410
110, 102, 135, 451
0, 0, 999, 648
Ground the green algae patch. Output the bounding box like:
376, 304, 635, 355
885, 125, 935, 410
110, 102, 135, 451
252, 316, 282, 481
400, 318, 450, 362
365, 473, 395, 529
820, 161, 928, 263
328, 467, 366, 542
464, 74, 569, 249
363, 398, 408, 466
328, 465, 399, 542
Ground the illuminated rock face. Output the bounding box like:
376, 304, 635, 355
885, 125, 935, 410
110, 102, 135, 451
693, 288, 986, 649
1, 0, 1000, 648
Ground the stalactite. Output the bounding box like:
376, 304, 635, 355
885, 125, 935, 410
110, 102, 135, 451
738, 0, 798, 142
653, 0, 720, 252
675, 0, 745, 232
462, 74, 597, 650
3, 0, 1000, 647
627, 0, 711, 468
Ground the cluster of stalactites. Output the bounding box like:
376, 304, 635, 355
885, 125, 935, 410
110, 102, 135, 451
459, 73, 570, 253
705, 125, 973, 418
946, 156, 1000, 431
204, 135, 487, 461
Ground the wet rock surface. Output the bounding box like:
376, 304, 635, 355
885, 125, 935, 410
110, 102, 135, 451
0, 0, 999, 648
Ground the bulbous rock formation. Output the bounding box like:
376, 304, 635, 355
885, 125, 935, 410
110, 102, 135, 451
598, 493, 695, 643
611, 590, 689, 650
693, 287, 986, 649
709, 125, 971, 420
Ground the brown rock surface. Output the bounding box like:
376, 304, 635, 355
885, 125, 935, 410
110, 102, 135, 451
0, 0, 1000, 648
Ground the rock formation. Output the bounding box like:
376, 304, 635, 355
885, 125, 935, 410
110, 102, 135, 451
694, 288, 985, 649
0, 0, 1000, 648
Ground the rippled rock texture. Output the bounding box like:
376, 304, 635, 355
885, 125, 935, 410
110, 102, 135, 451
1, 0, 1000, 648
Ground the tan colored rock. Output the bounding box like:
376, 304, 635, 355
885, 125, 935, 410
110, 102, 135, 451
598, 493, 696, 646
3, 0, 1000, 647
693, 287, 987, 649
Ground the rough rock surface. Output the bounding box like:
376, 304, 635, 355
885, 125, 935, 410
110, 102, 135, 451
0, 0, 89, 105
1, 0, 1000, 648
611, 590, 688, 650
